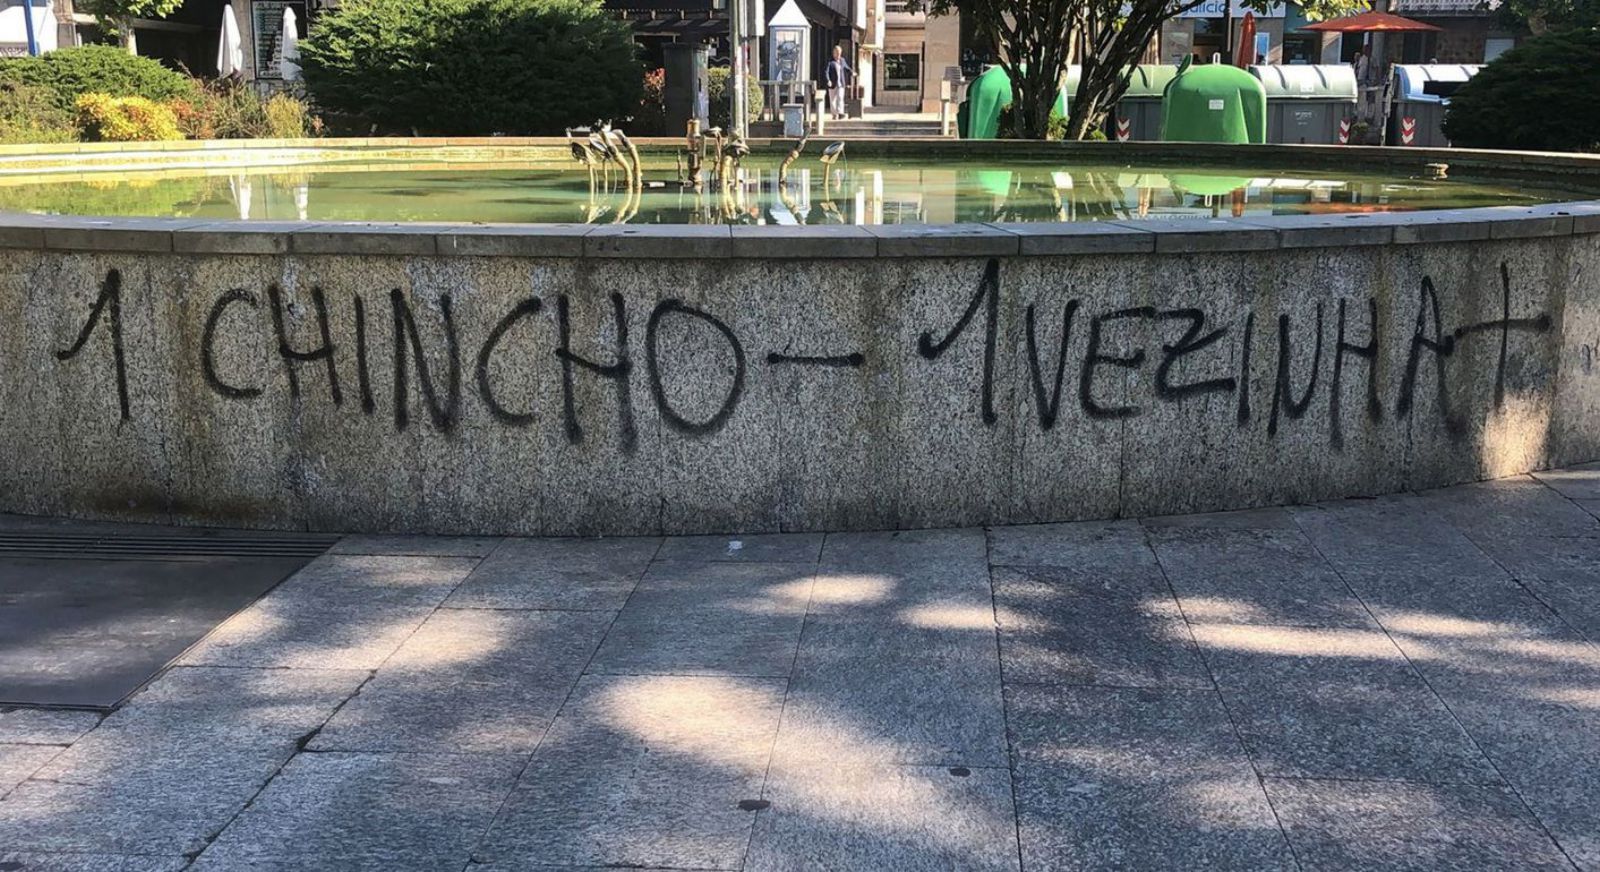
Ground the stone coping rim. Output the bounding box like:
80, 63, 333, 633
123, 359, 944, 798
0, 200, 1595, 257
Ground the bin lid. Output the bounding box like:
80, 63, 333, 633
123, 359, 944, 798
1126, 65, 1178, 99
1248, 64, 1357, 100
1392, 64, 1481, 102
1056, 64, 1176, 108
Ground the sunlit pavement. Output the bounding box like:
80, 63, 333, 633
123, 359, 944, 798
5, 467, 1600, 871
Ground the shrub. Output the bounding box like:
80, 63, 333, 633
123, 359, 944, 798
0, 45, 195, 114
167, 79, 318, 140
0, 79, 77, 143
262, 92, 312, 138
707, 67, 762, 130
75, 93, 183, 141
299, 0, 642, 135
1443, 28, 1600, 152
635, 67, 667, 135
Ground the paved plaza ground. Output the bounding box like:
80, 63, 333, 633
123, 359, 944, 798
4, 466, 1600, 870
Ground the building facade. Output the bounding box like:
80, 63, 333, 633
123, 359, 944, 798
1152, 0, 1522, 67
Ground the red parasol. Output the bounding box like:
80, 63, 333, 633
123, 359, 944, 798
1300, 10, 1442, 31
1236, 11, 1257, 68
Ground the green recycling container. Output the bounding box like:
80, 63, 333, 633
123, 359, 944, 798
1161, 63, 1267, 144
964, 64, 1013, 140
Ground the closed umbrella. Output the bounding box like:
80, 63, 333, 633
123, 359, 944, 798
1236, 12, 1256, 68
217, 3, 243, 78
230, 175, 252, 220
279, 6, 301, 82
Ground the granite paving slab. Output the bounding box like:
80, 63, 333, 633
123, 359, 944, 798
987, 520, 1159, 573
0, 854, 189, 872
1149, 527, 1377, 629
1413, 477, 1600, 540
328, 535, 504, 557
477, 674, 785, 870
820, 528, 988, 571
1532, 461, 1600, 501
745, 763, 1020, 872
178, 556, 476, 669
197, 751, 523, 871
776, 613, 1007, 768
1266, 778, 1572, 871
1007, 684, 1293, 870
1422, 686, 1600, 870
311, 609, 609, 753
94, 665, 368, 743
1290, 496, 1508, 577
992, 564, 1209, 688
0, 743, 292, 855
443, 536, 661, 611
0, 708, 101, 745
1196, 627, 1501, 782
654, 532, 825, 564
1469, 534, 1600, 640
0, 744, 59, 797
587, 562, 816, 677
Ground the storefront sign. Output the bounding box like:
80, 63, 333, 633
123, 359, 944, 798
1175, 0, 1286, 18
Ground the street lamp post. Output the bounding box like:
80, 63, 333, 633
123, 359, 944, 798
730, 0, 748, 138
22, 0, 41, 56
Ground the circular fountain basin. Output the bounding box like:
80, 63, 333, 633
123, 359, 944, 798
1, 137, 1598, 536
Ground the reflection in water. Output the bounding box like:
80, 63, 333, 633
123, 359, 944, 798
0, 157, 1571, 225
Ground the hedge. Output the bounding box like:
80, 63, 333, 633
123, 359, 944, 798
299, 0, 642, 135
1443, 29, 1600, 152
0, 45, 196, 114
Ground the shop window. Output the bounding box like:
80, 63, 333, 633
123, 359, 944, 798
884, 53, 921, 90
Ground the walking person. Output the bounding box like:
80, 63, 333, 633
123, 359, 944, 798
825, 45, 852, 121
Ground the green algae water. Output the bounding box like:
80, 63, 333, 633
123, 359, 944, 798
0, 155, 1579, 225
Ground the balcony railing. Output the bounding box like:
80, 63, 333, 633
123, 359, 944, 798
884, 0, 926, 21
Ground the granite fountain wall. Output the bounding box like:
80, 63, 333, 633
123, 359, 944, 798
1, 207, 1598, 535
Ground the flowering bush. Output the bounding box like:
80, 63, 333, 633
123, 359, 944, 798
74, 92, 183, 141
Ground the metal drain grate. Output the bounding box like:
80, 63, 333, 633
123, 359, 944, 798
0, 531, 339, 561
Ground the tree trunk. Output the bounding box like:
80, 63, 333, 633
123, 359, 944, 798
121, 18, 138, 55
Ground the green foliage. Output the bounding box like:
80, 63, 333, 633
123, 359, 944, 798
0, 79, 77, 143
262, 93, 312, 138
299, 0, 643, 135
0, 45, 196, 114
75, 92, 184, 141
1494, 0, 1599, 34
1047, 108, 1068, 140
80, 0, 185, 32
170, 81, 318, 140
1443, 29, 1600, 153
635, 67, 667, 135
707, 67, 763, 130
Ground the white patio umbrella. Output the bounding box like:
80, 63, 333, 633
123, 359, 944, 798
217, 3, 243, 78
230, 175, 252, 220
279, 7, 301, 82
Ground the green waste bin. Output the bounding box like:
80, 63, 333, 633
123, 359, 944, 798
1161, 63, 1267, 145
963, 64, 1013, 140
1248, 64, 1358, 144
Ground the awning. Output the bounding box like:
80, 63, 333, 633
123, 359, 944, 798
1301, 11, 1442, 31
